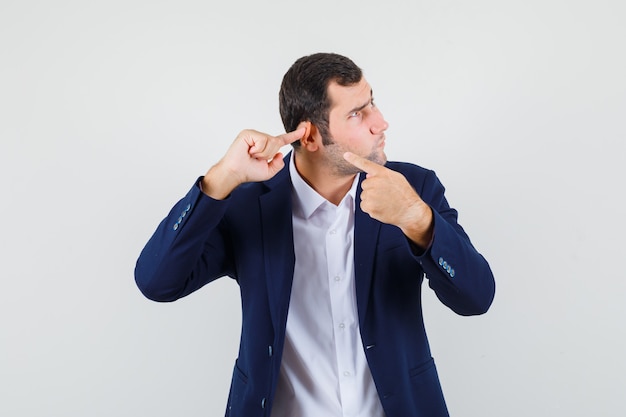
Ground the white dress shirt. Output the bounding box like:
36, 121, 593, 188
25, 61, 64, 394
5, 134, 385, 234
270, 153, 385, 417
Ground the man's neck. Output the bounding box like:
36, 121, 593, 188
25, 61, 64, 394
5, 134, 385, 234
293, 152, 356, 206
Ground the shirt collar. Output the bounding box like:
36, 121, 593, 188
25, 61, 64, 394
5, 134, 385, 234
289, 151, 359, 219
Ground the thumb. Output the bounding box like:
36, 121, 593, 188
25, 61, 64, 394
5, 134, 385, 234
267, 152, 286, 176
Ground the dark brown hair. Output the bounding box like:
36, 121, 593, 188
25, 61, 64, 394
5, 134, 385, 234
279, 53, 362, 146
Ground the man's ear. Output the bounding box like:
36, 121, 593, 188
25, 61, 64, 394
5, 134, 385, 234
297, 121, 320, 151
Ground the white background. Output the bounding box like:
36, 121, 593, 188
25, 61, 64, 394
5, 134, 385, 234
1, 0, 625, 416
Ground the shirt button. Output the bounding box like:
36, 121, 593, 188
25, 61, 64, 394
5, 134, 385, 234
329, 229, 337, 235
339, 323, 345, 329
343, 371, 351, 377
334, 275, 341, 282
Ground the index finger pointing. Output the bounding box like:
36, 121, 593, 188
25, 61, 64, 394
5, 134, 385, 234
343, 151, 384, 174
277, 127, 306, 146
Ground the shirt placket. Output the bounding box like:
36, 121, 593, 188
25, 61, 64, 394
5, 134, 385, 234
326, 199, 358, 417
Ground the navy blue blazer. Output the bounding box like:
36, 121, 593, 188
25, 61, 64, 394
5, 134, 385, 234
135, 155, 495, 417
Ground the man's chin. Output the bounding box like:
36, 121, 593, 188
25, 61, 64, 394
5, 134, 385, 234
368, 151, 387, 166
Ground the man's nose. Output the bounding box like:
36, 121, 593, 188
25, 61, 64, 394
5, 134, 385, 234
370, 111, 389, 135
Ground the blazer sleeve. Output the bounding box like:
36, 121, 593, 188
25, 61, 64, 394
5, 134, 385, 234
411, 168, 496, 316
134, 178, 236, 302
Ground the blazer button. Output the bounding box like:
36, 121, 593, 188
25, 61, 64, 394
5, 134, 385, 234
261, 398, 266, 409
268, 345, 273, 357
173, 223, 179, 231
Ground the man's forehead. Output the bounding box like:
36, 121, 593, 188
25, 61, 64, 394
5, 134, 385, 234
327, 78, 372, 109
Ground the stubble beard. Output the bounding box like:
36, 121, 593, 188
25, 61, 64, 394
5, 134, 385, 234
323, 137, 387, 177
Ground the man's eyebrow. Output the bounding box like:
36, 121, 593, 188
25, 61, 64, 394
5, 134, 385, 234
346, 89, 373, 115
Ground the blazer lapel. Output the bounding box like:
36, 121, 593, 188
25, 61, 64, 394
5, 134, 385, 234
354, 173, 381, 327
259, 160, 296, 334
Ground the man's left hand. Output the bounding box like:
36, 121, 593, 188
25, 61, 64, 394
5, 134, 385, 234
343, 152, 434, 249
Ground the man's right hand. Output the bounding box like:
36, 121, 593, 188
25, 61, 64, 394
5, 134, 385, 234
201, 127, 305, 199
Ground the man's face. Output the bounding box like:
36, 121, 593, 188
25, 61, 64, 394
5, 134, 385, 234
321, 78, 389, 176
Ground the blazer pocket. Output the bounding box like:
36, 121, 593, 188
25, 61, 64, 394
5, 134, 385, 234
377, 235, 409, 254
409, 357, 435, 378
377, 226, 408, 252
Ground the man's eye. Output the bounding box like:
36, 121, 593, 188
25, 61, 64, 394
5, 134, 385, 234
349, 111, 360, 118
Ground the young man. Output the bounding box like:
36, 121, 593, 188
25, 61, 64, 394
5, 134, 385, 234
135, 53, 495, 417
